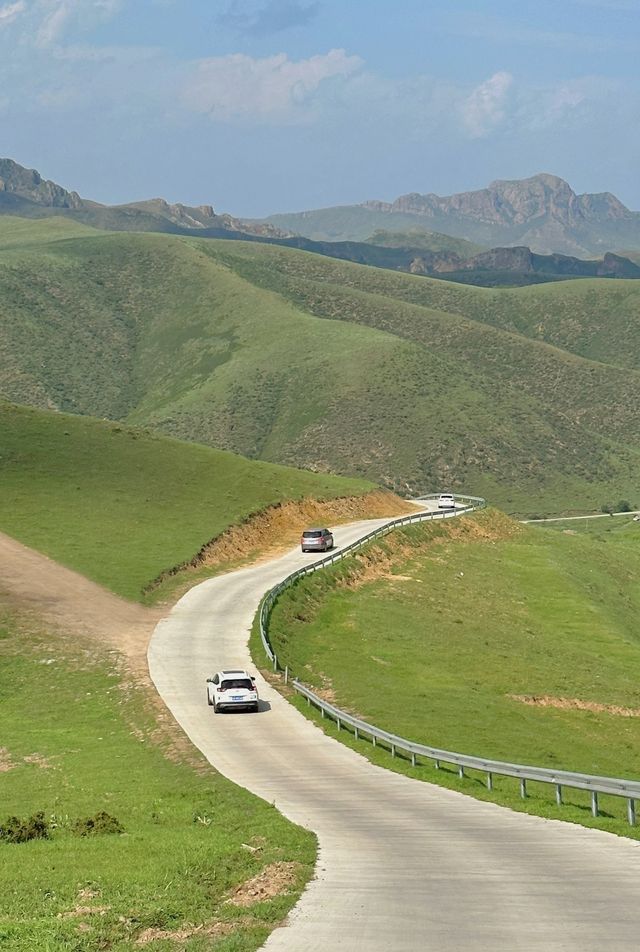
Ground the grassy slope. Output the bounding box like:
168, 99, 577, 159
0, 402, 371, 600
0, 606, 315, 951
205, 241, 640, 509
2, 218, 640, 510
263, 509, 640, 835
364, 229, 484, 255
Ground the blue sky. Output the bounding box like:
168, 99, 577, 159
1, 0, 639, 215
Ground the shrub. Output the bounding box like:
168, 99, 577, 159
616, 500, 634, 512
74, 811, 124, 837
0, 812, 49, 844
601, 503, 613, 515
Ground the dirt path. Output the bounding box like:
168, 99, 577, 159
0, 531, 163, 680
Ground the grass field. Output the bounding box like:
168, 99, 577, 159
3, 217, 640, 510
260, 509, 640, 836
0, 604, 315, 951
0, 402, 372, 600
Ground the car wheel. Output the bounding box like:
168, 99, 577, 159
207, 690, 213, 706
214, 702, 220, 714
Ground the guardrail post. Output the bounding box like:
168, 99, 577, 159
411, 752, 416, 767
391, 744, 396, 757
458, 765, 464, 779
372, 735, 376, 747
628, 798, 636, 826
556, 784, 563, 806
273, 654, 278, 673
520, 778, 527, 799
284, 666, 289, 685
336, 717, 341, 731
486, 772, 493, 791
591, 791, 599, 818
354, 727, 359, 740
320, 707, 325, 719
434, 759, 440, 770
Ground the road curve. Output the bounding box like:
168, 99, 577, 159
148, 516, 640, 951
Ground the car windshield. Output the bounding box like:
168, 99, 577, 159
221, 678, 253, 690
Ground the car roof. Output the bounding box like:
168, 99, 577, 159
220, 669, 252, 677
302, 527, 330, 532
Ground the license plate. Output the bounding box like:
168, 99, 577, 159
232, 695, 244, 701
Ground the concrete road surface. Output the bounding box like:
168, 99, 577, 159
148, 515, 640, 951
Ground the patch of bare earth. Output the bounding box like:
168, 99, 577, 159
136, 921, 239, 946
509, 695, 640, 717
226, 861, 301, 907
22, 752, 55, 768
0, 747, 16, 772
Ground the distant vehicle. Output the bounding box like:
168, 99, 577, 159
206, 669, 258, 713
301, 528, 334, 553
437, 493, 456, 509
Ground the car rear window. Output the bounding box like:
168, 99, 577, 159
302, 530, 324, 538
222, 679, 253, 690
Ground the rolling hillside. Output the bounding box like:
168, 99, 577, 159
0, 401, 372, 598
2, 217, 640, 512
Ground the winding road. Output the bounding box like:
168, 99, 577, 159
148, 513, 640, 951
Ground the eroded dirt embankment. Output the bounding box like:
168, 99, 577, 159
145, 490, 414, 594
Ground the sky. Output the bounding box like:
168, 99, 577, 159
1, 0, 639, 216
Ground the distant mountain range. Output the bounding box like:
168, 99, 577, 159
267, 234, 640, 287
265, 173, 640, 258
0, 158, 282, 239
2, 158, 640, 283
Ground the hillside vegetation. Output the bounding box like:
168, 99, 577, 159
264, 509, 640, 832
0, 402, 372, 599
2, 218, 640, 511
364, 229, 484, 255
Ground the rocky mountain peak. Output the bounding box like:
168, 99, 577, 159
0, 157, 84, 209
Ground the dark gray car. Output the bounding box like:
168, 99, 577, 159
301, 528, 334, 553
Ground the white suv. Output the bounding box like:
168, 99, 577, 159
206, 670, 259, 713
437, 493, 456, 509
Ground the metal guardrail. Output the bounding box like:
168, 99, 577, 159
292, 681, 639, 826
258, 493, 639, 825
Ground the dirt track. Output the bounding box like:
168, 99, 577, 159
0, 531, 163, 679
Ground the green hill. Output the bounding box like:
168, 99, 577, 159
2, 217, 640, 512
365, 229, 484, 256
0, 402, 371, 599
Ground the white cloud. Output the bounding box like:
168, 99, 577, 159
35, 0, 122, 47
0, 1, 25, 25
183, 48, 363, 122
461, 71, 513, 138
